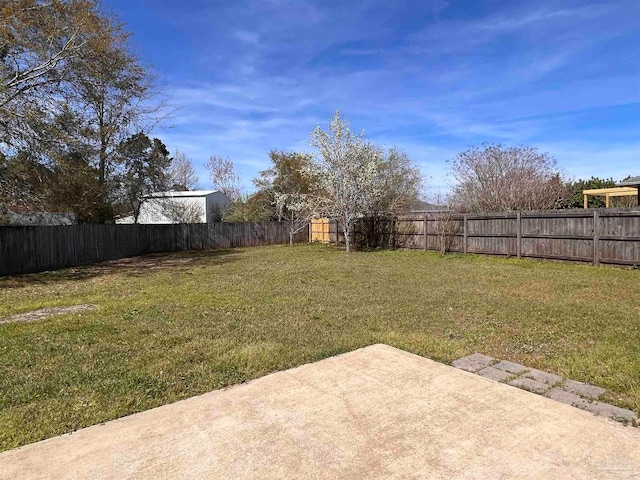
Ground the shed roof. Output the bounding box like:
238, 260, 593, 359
145, 190, 220, 198
617, 176, 640, 187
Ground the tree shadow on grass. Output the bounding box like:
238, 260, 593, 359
0, 248, 239, 289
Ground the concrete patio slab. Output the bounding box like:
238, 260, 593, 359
1, 344, 639, 480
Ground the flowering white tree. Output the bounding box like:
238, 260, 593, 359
308, 111, 384, 252
273, 191, 311, 246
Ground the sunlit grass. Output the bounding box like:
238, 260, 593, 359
0, 243, 638, 451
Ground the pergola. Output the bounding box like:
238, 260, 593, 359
582, 176, 640, 208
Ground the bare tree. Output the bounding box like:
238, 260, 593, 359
413, 193, 463, 255
0, 0, 102, 147
433, 210, 462, 254
167, 150, 198, 190
205, 155, 241, 201
160, 199, 203, 223
449, 144, 568, 213
1, 1, 167, 223
66, 19, 166, 221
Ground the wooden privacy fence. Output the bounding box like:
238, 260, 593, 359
0, 221, 309, 276
331, 209, 640, 266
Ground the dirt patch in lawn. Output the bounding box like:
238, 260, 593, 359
0, 304, 98, 325
0, 249, 239, 289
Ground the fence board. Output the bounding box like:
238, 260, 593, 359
340, 209, 639, 266
0, 221, 308, 276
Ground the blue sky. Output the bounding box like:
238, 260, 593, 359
105, 0, 640, 198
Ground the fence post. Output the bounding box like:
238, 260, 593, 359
516, 212, 522, 259
593, 211, 600, 266
463, 214, 468, 254
423, 214, 428, 251
392, 218, 396, 249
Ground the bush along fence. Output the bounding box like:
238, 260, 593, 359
314, 208, 640, 266
0, 221, 309, 276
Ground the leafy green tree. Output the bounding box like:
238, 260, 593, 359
117, 133, 171, 223
224, 151, 319, 228
0, 150, 48, 216
563, 177, 616, 209
254, 152, 316, 210
253, 151, 318, 244
372, 147, 423, 215
223, 191, 273, 223
46, 151, 103, 222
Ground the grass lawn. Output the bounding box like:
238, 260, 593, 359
1, 243, 639, 451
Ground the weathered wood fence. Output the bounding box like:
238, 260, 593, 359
0, 222, 308, 276
324, 209, 640, 266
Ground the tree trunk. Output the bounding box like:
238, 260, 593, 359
344, 224, 351, 253
289, 217, 294, 246
97, 106, 109, 223
132, 200, 140, 224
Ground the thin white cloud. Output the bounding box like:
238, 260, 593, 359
481, 10, 576, 31
537, 142, 640, 181
233, 30, 261, 47
144, 0, 639, 195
